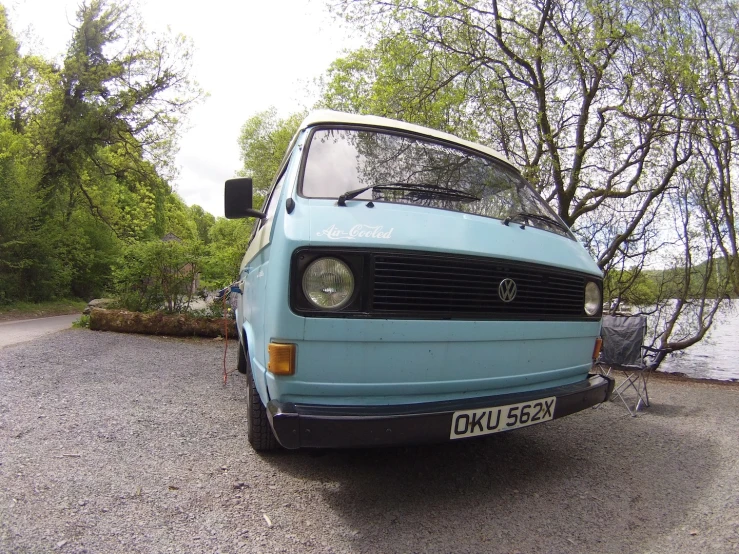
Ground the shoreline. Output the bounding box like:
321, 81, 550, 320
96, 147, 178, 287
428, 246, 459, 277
653, 369, 739, 387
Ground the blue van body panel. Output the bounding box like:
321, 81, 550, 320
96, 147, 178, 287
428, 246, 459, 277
251, 200, 602, 406
241, 251, 270, 401
305, 201, 600, 277
263, 318, 598, 405
239, 141, 307, 401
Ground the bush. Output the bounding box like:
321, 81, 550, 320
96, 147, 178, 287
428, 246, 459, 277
73, 314, 91, 328
112, 240, 205, 313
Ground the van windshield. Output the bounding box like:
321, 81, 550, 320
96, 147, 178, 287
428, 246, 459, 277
301, 127, 572, 238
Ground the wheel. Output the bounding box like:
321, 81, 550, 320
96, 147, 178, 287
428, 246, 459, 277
241, 345, 279, 451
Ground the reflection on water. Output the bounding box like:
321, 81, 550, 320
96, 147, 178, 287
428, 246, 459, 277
659, 306, 739, 381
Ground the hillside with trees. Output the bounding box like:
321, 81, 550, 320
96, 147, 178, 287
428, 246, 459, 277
0, 1, 248, 308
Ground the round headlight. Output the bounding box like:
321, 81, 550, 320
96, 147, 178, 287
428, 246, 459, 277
584, 281, 601, 316
302, 257, 355, 310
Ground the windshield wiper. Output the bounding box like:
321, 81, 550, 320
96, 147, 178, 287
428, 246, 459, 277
338, 183, 481, 206
503, 211, 570, 233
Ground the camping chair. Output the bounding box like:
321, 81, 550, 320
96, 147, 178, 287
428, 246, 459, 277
595, 314, 661, 417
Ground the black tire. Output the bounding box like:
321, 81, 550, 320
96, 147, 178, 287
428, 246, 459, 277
241, 345, 279, 451
236, 341, 247, 374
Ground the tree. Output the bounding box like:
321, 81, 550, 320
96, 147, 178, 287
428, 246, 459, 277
0, 0, 205, 303
326, 0, 739, 366
37, 0, 202, 238
237, 107, 305, 197
189, 204, 216, 244
687, 1, 739, 297
0, 6, 49, 302
319, 37, 478, 139
200, 218, 254, 289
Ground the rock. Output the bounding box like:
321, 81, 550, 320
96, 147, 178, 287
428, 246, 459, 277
83, 298, 116, 315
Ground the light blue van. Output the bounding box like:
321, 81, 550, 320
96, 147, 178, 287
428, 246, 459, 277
225, 111, 613, 451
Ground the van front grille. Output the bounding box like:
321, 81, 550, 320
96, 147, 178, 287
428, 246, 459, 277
371, 252, 594, 320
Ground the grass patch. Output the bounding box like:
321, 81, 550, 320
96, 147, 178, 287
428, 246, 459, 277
72, 314, 91, 328
0, 298, 88, 322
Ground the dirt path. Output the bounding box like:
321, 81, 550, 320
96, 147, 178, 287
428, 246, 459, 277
1, 330, 738, 553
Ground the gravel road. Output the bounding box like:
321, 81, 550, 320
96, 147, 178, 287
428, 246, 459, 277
1, 330, 737, 554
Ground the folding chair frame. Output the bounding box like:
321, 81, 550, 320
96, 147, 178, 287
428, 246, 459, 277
594, 316, 663, 417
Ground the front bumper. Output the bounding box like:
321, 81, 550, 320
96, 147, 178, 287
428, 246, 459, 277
267, 374, 614, 449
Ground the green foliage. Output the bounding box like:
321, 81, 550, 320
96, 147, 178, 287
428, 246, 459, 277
237, 107, 305, 196
604, 258, 735, 313
189, 205, 216, 244
112, 239, 205, 313
0, 0, 205, 305
163, 194, 199, 241
72, 314, 91, 328
320, 36, 480, 140
200, 218, 254, 289
34, 0, 201, 240
0, 298, 87, 317
604, 268, 660, 307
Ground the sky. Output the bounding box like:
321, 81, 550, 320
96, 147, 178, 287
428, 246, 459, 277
6, 0, 363, 216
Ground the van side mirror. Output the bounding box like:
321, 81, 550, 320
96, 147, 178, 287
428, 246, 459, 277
224, 178, 266, 219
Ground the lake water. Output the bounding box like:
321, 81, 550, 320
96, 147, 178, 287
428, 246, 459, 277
658, 306, 739, 381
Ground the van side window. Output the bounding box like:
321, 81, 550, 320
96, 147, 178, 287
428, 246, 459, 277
262, 171, 287, 224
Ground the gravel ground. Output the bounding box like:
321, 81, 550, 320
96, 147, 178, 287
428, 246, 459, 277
1, 330, 738, 554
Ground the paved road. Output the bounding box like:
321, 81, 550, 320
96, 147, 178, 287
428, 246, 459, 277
0, 314, 79, 348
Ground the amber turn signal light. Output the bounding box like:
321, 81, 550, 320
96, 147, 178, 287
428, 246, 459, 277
268, 343, 296, 375
592, 337, 603, 361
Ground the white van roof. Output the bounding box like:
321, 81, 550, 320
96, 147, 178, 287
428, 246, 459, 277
300, 110, 508, 164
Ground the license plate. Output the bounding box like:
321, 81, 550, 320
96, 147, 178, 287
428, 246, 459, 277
449, 397, 556, 439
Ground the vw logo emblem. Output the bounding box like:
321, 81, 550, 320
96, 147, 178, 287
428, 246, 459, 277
498, 278, 517, 302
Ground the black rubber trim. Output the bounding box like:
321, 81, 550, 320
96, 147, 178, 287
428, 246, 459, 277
266, 374, 614, 449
